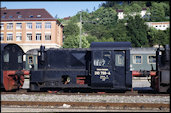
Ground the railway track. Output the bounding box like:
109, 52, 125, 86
1, 89, 169, 96
1, 101, 169, 110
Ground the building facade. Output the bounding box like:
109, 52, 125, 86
117, 8, 150, 20
0, 7, 63, 52
145, 22, 170, 30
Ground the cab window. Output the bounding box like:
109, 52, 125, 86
18, 52, 22, 63
115, 54, 124, 66
4, 51, 9, 62
93, 51, 111, 67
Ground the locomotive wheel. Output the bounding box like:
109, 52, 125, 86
30, 83, 40, 91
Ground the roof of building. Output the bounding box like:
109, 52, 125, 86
116, 7, 147, 13
0, 7, 57, 21
116, 9, 124, 12
63, 16, 71, 20
142, 8, 147, 10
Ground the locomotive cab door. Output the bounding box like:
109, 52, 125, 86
91, 50, 114, 88
113, 50, 126, 88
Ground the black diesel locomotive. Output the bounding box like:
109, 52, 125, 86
151, 45, 170, 92
30, 42, 132, 91
1, 43, 29, 91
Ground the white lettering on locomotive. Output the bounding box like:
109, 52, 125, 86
94, 68, 111, 81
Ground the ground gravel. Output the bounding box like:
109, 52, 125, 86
1, 94, 169, 104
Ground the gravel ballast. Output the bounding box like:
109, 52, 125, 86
1, 94, 169, 104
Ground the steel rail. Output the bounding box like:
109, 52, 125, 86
1, 90, 169, 96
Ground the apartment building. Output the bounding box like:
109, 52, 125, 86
145, 22, 170, 30
117, 8, 150, 20
0, 7, 63, 52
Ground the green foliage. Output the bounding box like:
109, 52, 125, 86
127, 15, 149, 47
63, 35, 90, 48
61, 1, 170, 48
113, 22, 130, 42
147, 28, 158, 46
63, 22, 79, 37
98, 37, 114, 42
91, 7, 118, 25
147, 28, 170, 46
129, 3, 142, 13
86, 35, 99, 44
156, 29, 170, 45
150, 2, 165, 21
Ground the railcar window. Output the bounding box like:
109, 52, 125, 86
115, 54, 124, 66
4, 51, 9, 62
148, 56, 156, 64
133, 55, 142, 64
93, 51, 111, 67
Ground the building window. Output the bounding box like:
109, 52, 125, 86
2, 16, 6, 18
16, 23, 22, 29
18, 15, 22, 18
16, 12, 20, 14
0, 23, 4, 30
36, 33, 41, 41
45, 33, 51, 40
7, 33, 13, 41
45, 22, 51, 29
26, 33, 32, 41
29, 15, 33, 18
7, 23, 13, 30
37, 15, 41, 18
0, 33, 4, 41
148, 55, 156, 64
36, 23, 42, 29
26, 23, 32, 29
16, 33, 22, 41
133, 55, 142, 64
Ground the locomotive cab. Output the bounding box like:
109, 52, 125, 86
90, 42, 132, 91
1, 43, 29, 91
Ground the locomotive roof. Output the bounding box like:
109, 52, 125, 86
1, 43, 8, 51
90, 42, 131, 49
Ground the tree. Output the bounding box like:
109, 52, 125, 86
86, 35, 98, 44
63, 35, 90, 48
150, 2, 165, 21
129, 3, 142, 13
147, 27, 170, 46
113, 22, 131, 42
147, 28, 158, 46
98, 37, 114, 42
63, 22, 79, 38
156, 29, 170, 46
126, 15, 149, 47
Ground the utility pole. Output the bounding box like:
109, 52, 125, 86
79, 11, 82, 48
